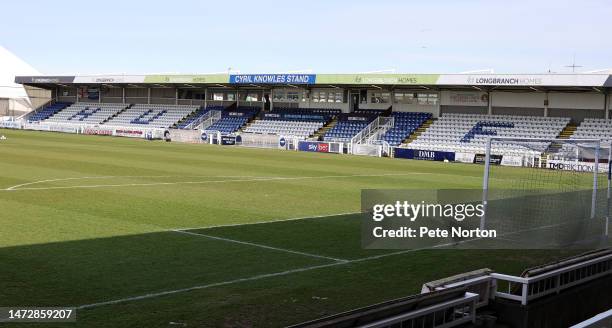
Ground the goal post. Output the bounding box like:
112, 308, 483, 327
480, 137, 611, 246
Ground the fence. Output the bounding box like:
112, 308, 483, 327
490, 252, 612, 305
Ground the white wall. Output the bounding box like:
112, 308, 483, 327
299, 100, 349, 112
440, 91, 488, 107
491, 91, 545, 108
393, 103, 439, 117
360, 103, 389, 110
548, 92, 605, 110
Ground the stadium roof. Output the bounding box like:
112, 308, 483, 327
15, 73, 612, 91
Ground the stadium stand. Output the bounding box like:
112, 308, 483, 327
409, 113, 570, 156
27, 102, 71, 122
380, 112, 431, 146
242, 107, 338, 139
243, 120, 324, 139
323, 113, 380, 142
44, 103, 128, 124
205, 106, 259, 134
104, 104, 198, 128
571, 118, 612, 144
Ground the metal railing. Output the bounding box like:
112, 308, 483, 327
351, 116, 394, 145
349, 116, 394, 154
366, 118, 395, 144
491, 252, 612, 305
184, 110, 221, 130
427, 275, 494, 309
359, 292, 479, 328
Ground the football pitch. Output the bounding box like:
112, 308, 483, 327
0, 129, 589, 327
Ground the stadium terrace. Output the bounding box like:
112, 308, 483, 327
6, 72, 612, 167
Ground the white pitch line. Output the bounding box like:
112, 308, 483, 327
75, 240, 461, 310
172, 229, 348, 262
5, 176, 117, 190
3, 175, 258, 191
2, 173, 431, 191
76, 219, 583, 311
76, 261, 343, 310
170, 211, 362, 231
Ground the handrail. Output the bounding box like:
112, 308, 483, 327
351, 116, 394, 146
186, 110, 221, 130
490, 253, 612, 305
359, 292, 478, 328
366, 117, 395, 144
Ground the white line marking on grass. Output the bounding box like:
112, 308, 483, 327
76, 219, 574, 310
172, 229, 348, 262
75, 241, 455, 310
2, 173, 431, 191
76, 261, 342, 310
171, 211, 362, 231
2, 175, 261, 191
5, 176, 116, 190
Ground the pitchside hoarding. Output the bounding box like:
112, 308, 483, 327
394, 148, 455, 162
298, 141, 330, 153
547, 160, 609, 174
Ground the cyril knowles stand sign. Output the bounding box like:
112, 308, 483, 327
230, 74, 316, 84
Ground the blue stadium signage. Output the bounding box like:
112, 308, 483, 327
229, 74, 316, 84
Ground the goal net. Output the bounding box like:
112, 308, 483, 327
481, 137, 611, 249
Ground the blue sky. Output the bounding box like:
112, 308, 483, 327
1, 0, 610, 75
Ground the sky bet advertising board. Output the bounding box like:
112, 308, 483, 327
298, 141, 330, 153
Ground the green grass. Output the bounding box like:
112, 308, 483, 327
0, 128, 598, 327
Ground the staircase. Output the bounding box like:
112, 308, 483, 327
540, 123, 577, 167
312, 117, 338, 140
403, 118, 435, 145
558, 124, 576, 139
544, 123, 577, 155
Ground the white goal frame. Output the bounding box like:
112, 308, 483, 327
481, 137, 611, 234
